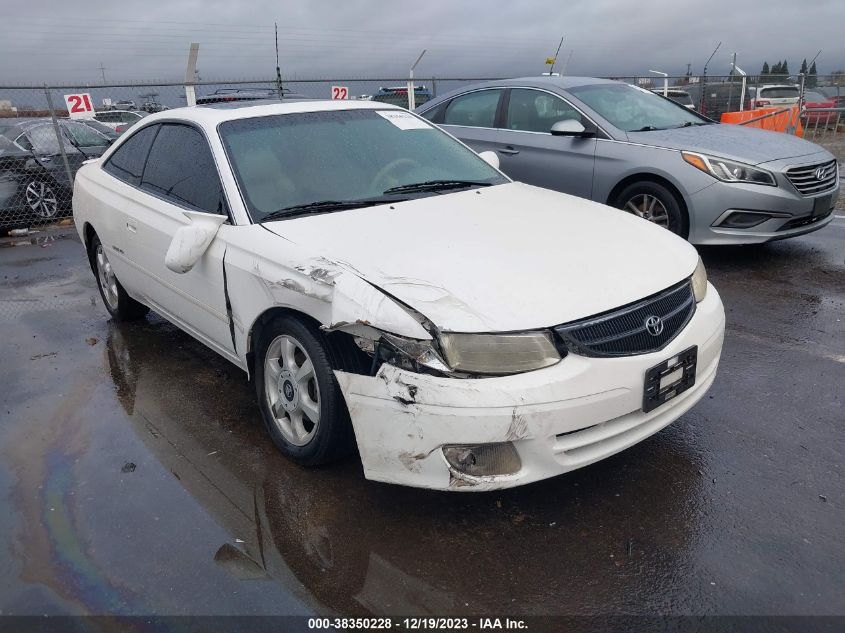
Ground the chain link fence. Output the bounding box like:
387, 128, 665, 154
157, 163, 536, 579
1, 74, 842, 234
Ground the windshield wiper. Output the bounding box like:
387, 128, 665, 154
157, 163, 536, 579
630, 125, 664, 132
260, 197, 405, 222
382, 179, 493, 195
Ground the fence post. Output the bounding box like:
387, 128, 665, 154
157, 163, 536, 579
431, 77, 437, 98
43, 85, 74, 188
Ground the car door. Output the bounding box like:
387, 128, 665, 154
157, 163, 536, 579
126, 123, 235, 357
433, 88, 505, 155
494, 88, 597, 199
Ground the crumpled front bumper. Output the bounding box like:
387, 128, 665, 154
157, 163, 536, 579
335, 285, 726, 491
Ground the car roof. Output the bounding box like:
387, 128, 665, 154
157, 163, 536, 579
139, 98, 404, 126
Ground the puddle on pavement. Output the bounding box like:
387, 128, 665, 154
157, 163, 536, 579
89, 317, 708, 616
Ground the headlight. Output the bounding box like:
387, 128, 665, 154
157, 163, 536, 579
439, 331, 561, 375
691, 257, 708, 303
682, 151, 776, 186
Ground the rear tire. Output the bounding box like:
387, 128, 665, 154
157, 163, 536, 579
255, 315, 356, 466
88, 234, 149, 321
614, 181, 688, 238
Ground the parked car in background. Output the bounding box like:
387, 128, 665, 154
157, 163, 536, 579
417, 76, 838, 244
370, 85, 432, 108
748, 84, 799, 109
802, 90, 837, 125
140, 100, 168, 113
0, 119, 94, 225
94, 109, 149, 133
651, 88, 695, 109
816, 86, 844, 107
73, 99, 724, 490
195, 87, 306, 105
112, 99, 137, 110
683, 82, 746, 120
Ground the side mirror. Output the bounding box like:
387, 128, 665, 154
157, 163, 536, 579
164, 210, 227, 274
550, 119, 594, 137
478, 150, 500, 170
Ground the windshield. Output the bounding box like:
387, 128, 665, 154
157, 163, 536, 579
569, 83, 707, 132
62, 120, 111, 147
219, 109, 507, 220
804, 91, 828, 103
759, 87, 799, 98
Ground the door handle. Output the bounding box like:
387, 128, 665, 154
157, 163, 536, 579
126, 220, 137, 233
498, 146, 520, 155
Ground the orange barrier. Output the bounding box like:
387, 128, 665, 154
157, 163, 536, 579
720, 106, 803, 136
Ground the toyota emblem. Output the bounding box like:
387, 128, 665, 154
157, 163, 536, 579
644, 315, 664, 337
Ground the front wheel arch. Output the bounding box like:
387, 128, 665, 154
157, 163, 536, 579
607, 174, 690, 239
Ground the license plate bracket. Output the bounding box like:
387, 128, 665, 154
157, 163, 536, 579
643, 346, 697, 413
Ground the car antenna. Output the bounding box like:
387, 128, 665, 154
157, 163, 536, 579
546, 36, 564, 75
275, 22, 284, 100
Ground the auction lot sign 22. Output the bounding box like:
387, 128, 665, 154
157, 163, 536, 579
64, 93, 95, 119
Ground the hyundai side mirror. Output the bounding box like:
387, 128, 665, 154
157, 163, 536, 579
164, 210, 227, 274
550, 119, 595, 137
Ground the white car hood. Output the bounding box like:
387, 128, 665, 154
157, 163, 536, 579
265, 183, 699, 333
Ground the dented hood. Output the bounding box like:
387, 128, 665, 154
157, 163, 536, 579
264, 182, 699, 333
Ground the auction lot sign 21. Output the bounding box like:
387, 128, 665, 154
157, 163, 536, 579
64, 93, 95, 119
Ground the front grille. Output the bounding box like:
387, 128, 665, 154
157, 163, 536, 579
785, 159, 837, 195
555, 281, 695, 357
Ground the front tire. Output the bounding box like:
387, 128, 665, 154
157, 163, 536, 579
89, 234, 149, 321
614, 181, 688, 238
255, 315, 356, 466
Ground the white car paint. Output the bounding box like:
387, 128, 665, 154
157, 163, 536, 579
73, 99, 725, 491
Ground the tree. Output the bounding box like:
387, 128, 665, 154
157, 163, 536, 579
800, 58, 808, 75
772, 61, 782, 75
808, 61, 818, 88
761, 61, 770, 75
781, 60, 789, 77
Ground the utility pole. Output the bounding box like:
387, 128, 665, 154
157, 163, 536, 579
408, 49, 426, 110
99, 62, 106, 84
275, 22, 284, 99
700, 42, 722, 112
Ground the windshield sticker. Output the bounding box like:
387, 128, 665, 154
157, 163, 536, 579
376, 110, 433, 130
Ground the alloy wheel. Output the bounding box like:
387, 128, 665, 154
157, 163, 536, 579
623, 193, 670, 228
264, 334, 321, 447
25, 181, 59, 219
95, 244, 119, 311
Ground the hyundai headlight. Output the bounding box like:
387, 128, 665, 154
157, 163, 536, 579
682, 151, 776, 186
691, 257, 708, 303
439, 331, 561, 375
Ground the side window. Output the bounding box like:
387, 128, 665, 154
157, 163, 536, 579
505, 88, 582, 133
141, 124, 226, 215
443, 89, 502, 128
103, 124, 159, 186
420, 101, 447, 123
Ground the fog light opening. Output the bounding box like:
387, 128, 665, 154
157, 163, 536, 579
442, 442, 521, 477
717, 211, 772, 229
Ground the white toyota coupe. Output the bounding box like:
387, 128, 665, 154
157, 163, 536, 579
73, 98, 725, 491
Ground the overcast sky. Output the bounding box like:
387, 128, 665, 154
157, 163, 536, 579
2, 0, 844, 85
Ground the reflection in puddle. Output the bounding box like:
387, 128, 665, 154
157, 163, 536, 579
105, 318, 706, 616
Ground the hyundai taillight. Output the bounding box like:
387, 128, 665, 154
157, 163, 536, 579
751, 99, 770, 108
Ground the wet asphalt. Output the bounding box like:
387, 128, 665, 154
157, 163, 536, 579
0, 220, 843, 618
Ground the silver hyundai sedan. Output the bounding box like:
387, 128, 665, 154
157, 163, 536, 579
417, 77, 839, 245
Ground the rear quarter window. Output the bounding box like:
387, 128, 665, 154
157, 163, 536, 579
140, 123, 226, 215
103, 124, 159, 186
